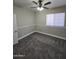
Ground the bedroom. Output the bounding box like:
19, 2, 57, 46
13, 0, 66, 59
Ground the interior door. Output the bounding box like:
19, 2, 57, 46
13, 14, 18, 44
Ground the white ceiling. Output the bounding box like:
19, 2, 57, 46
14, 0, 66, 11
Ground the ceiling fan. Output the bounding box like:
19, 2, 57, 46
31, 0, 51, 11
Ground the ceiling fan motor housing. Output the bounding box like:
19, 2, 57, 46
38, 0, 42, 7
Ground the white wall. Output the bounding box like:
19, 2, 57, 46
35, 6, 66, 38
13, 6, 35, 38
13, 5, 66, 41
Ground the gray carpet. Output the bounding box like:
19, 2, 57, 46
13, 32, 66, 59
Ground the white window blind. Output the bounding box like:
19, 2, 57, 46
46, 13, 65, 27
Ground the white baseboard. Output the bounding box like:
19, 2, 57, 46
35, 31, 66, 40
13, 41, 18, 45
18, 31, 66, 41
18, 31, 35, 40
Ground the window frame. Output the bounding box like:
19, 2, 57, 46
46, 12, 65, 28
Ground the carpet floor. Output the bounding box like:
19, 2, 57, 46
13, 32, 66, 59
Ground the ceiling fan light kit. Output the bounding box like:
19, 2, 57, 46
32, 0, 51, 11
37, 7, 44, 11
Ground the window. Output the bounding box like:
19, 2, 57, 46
46, 13, 65, 27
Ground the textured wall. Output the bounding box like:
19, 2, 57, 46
13, 5, 66, 41
13, 6, 35, 38
35, 6, 66, 38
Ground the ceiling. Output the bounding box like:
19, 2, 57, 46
14, 0, 66, 11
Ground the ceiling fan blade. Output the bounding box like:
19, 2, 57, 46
32, 1, 37, 5
44, 2, 51, 6
43, 7, 49, 9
